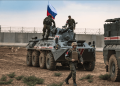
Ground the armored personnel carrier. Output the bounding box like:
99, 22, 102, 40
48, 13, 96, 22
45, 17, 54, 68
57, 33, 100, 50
103, 18, 120, 81
26, 23, 95, 71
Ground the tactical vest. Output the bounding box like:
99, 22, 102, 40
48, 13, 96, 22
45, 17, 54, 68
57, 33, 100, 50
67, 19, 74, 27
69, 49, 78, 61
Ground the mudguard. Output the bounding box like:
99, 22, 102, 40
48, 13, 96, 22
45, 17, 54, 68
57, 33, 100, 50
103, 49, 108, 65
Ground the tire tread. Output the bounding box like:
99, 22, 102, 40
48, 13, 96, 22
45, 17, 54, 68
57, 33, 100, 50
32, 51, 40, 67
26, 50, 32, 66
108, 54, 120, 82
46, 52, 56, 70
39, 52, 46, 68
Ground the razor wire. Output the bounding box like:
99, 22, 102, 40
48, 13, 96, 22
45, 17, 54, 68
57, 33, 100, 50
0, 27, 104, 35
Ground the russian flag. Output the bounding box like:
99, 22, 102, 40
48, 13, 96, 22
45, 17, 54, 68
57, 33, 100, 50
47, 2, 57, 19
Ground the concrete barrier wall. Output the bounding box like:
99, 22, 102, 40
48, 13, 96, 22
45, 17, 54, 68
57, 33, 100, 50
96, 35, 104, 47
76, 34, 92, 43
3, 33, 15, 43
75, 34, 104, 47
15, 33, 28, 43
0, 33, 4, 42
0, 32, 105, 47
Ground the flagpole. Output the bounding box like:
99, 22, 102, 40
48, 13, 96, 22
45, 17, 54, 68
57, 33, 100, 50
47, 1, 49, 16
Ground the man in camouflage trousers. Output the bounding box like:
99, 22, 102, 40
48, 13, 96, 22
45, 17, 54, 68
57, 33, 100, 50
42, 15, 56, 40
65, 42, 83, 86
66, 15, 76, 32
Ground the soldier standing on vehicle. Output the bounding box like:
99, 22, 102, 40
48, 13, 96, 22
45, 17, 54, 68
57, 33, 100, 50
42, 15, 56, 40
65, 42, 83, 86
66, 15, 76, 32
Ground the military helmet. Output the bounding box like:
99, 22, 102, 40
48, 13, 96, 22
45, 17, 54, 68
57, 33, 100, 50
48, 15, 52, 18
71, 42, 77, 47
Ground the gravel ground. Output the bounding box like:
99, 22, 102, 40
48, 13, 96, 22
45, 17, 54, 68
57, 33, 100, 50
0, 47, 120, 86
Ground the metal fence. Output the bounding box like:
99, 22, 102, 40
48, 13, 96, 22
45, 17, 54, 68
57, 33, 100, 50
0, 27, 104, 35
1, 27, 42, 33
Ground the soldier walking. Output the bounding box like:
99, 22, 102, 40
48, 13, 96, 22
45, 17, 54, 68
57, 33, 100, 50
42, 15, 56, 40
65, 42, 83, 86
66, 15, 76, 32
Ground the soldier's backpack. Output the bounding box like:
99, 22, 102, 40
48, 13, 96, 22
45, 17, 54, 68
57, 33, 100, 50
45, 17, 51, 25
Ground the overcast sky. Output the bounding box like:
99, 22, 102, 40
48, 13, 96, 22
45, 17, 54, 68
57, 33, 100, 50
0, 0, 120, 29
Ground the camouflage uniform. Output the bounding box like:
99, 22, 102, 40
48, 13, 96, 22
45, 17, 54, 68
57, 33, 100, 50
66, 18, 75, 32
42, 15, 55, 39
65, 48, 83, 86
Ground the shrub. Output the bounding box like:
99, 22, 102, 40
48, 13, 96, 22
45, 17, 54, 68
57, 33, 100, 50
48, 82, 64, 86
7, 72, 16, 78
87, 79, 93, 83
84, 74, 93, 79
99, 74, 111, 80
79, 74, 93, 80
0, 79, 13, 85
54, 73, 61, 77
22, 75, 44, 86
15, 75, 24, 80
0, 75, 7, 81
79, 77, 85, 80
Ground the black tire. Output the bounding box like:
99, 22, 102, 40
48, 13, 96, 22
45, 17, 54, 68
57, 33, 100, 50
39, 52, 46, 69
26, 50, 32, 66
46, 52, 56, 70
83, 61, 95, 71
108, 54, 120, 82
32, 51, 40, 67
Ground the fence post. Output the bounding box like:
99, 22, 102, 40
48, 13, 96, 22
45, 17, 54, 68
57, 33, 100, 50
0, 25, 1, 33
10, 27, 11, 33
84, 28, 86, 34
34, 27, 35, 33
99, 28, 100, 35
22, 27, 23, 33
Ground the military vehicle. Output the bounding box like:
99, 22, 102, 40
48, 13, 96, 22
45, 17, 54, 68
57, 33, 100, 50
26, 23, 95, 71
103, 18, 120, 81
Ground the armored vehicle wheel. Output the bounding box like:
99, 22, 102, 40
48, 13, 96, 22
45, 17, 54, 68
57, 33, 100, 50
32, 51, 40, 67
46, 52, 56, 70
26, 50, 32, 66
83, 61, 95, 71
39, 52, 46, 69
108, 54, 120, 82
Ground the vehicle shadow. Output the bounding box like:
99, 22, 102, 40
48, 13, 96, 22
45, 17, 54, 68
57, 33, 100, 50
55, 66, 85, 71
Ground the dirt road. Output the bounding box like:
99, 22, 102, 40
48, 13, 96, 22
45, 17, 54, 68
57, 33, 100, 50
0, 47, 120, 86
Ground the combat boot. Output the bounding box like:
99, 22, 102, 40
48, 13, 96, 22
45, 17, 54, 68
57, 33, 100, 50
65, 79, 69, 84
73, 79, 77, 86
65, 73, 72, 84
